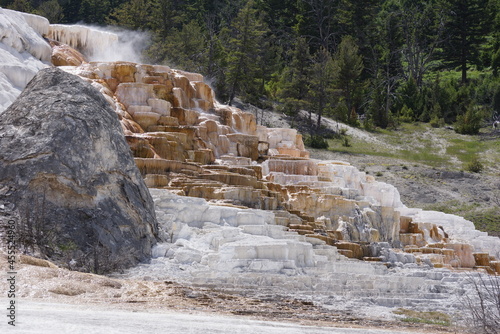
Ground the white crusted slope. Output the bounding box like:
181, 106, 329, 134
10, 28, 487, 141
0, 8, 51, 113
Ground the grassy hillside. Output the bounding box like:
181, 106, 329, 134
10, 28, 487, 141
326, 122, 500, 173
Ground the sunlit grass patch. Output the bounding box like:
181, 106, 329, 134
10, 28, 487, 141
393, 308, 452, 326
446, 138, 486, 164
326, 121, 499, 171
397, 148, 449, 167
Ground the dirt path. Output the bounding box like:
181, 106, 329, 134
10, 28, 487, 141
0, 255, 461, 334
1, 300, 457, 334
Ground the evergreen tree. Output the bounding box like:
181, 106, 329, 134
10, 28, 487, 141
254, 35, 280, 104
309, 47, 335, 129
152, 20, 208, 73
397, 76, 419, 119
187, 0, 241, 33
108, 0, 154, 30
332, 35, 364, 124
299, 0, 340, 52
109, 0, 186, 36
79, 0, 109, 24
368, 72, 390, 128
336, 0, 380, 79
367, 2, 403, 127
225, 0, 269, 105
278, 37, 312, 118
151, 0, 186, 38
60, 0, 82, 23
255, 0, 300, 54
455, 105, 483, 135
36, 0, 64, 23
27, 0, 496, 131
6, 0, 33, 12
441, 0, 493, 84
201, 13, 227, 91
400, 0, 447, 87
490, 0, 500, 76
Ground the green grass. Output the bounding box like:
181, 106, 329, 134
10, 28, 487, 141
327, 122, 500, 171
393, 308, 452, 326
397, 149, 449, 167
327, 123, 450, 167
428, 68, 488, 82
423, 200, 479, 215
464, 207, 500, 237
446, 138, 485, 163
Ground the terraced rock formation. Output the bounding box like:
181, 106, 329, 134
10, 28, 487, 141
58, 58, 500, 276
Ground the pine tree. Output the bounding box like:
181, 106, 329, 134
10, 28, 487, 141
79, 0, 109, 24
60, 0, 82, 23
6, 0, 33, 13
278, 37, 312, 118
36, 0, 64, 23
368, 72, 390, 128
337, 0, 379, 78
441, 0, 493, 84
490, 0, 500, 76
155, 21, 208, 74
255, 0, 300, 53
108, 0, 154, 30
226, 0, 269, 105
151, 0, 185, 38
400, 0, 447, 87
365, 2, 403, 128
299, 0, 340, 52
309, 47, 335, 130
332, 35, 364, 124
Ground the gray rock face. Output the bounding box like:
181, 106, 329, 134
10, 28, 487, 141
0, 67, 158, 273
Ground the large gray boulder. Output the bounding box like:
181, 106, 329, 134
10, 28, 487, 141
0, 67, 158, 273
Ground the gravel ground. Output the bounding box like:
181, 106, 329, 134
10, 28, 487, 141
0, 254, 461, 334
0, 300, 454, 334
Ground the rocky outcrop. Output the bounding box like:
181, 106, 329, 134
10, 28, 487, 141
0, 67, 158, 273
49, 39, 86, 66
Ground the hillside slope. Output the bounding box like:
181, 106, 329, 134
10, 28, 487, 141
255, 106, 500, 236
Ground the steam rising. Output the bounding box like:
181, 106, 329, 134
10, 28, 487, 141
48, 24, 150, 63
88, 26, 151, 63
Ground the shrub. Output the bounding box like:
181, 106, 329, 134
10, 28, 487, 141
466, 157, 484, 173
430, 116, 445, 128
304, 135, 329, 149
462, 273, 500, 334
399, 105, 415, 123
363, 117, 375, 131
348, 107, 360, 127
455, 106, 483, 135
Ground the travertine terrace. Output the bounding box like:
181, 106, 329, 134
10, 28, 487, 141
58, 58, 500, 275
1, 9, 500, 317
